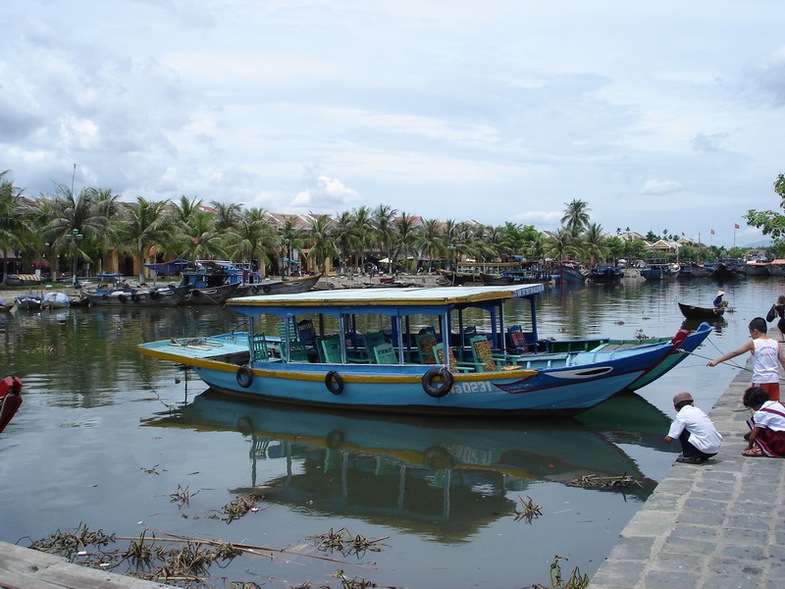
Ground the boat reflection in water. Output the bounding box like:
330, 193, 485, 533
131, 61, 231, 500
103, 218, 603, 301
144, 389, 670, 539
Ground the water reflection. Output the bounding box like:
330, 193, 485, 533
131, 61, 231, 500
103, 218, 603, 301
144, 389, 670, 541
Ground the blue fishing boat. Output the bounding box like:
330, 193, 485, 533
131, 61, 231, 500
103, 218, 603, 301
137, 285, 713, 416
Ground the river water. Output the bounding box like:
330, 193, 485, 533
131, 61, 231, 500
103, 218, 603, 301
0, 277, 779, 588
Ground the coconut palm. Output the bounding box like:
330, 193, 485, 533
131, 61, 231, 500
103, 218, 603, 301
561, 199, 591, 236
392, 212, 419, 272
546, 227, 580, 261
372, 204, 397, 264
211, 201, 243, 234
0, 171, 33, 279
415, 219, 446, 272
351, 205, 374, 273
306, 214, 338, 274
226, 207, 276, 273
583, 222, 608, 265
118, 197, 173, 282
333, 211, 357, 274
42, 184, 112, 284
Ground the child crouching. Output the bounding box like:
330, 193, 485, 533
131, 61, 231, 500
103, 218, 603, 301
664, 392, 722, 464
742, 386, 785, 457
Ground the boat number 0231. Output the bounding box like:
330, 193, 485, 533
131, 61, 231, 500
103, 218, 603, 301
450, 381, 492, 394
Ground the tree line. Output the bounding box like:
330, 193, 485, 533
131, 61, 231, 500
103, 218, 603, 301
0, 170, 762, 281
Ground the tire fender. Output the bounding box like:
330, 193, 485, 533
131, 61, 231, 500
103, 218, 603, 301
325, 370, 344, 394
422, 367, 454, 398
236, 365, 254, 388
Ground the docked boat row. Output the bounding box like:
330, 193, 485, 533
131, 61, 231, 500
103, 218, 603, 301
138, 284, 713, 417
634, 257, 785, 282
81, 271, 322, 307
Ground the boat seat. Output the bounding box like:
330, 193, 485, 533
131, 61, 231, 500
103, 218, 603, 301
415, 332, 438, 364
433, 343, 474, 372
250, 332, 279, 362
317, 334, 347, 363
372, 342, 400, 364
469, 335, 519, 372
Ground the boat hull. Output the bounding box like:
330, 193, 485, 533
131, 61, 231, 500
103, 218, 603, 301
139, 331, 688, 416
0, 375, 23, 433
678, 302, 725, 320
40, 291, 70, 309
183, 282, 242, 305
86, 286, 191, 307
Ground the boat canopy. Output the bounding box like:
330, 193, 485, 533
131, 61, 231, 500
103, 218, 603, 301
225, 284, 544, 319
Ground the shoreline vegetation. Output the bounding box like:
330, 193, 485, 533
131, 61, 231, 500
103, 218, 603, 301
0, 175, 758, 290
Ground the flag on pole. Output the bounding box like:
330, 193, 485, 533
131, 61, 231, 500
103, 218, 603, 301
734, 223, 740, 229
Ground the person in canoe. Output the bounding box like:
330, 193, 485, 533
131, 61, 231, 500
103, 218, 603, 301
712, 290, 728, 310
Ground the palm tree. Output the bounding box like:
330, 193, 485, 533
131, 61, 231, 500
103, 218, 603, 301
372, 204, 397, 265
225, 207, 276, 274
92, 188, 123, 274
179, 209, 226, 261
118, 197, 172, 282
415, 219, 445, 272
546, 227, 580, 261
333, 211, 357, 274
583, 222, 607, 266
42, 184, 111, 284
561, 199, 591, 236
0, 171, 32, 279
306, 214, 338, 274
211, 201, 243, 234
351, 206, 373, 273
392, 212, 419, 273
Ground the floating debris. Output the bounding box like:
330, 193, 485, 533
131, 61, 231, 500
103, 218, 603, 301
568, 473, 643, 490
169, 484, 198, 507
307, 527, 389, 558
514, 495, 543, 524
220, 493, 265, 523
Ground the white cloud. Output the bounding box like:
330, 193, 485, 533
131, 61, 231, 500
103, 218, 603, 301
1, 0, 785, 246
640, 180, 684, 196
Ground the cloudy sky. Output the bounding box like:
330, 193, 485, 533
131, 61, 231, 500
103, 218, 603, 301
3, 1, 784, 247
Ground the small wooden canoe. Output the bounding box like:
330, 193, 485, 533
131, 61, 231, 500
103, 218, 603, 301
678, 302, 725, 320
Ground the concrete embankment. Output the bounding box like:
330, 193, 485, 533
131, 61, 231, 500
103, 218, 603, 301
589, 356, 785, 588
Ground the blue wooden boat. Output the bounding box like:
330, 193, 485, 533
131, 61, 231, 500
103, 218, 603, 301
137, 285, 713, 416
587, 266, 624, 283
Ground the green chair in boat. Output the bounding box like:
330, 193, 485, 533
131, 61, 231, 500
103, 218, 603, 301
468, 335, 519, 372
250, 332, 272, 362
372, 342, 399, 364
317, 334, 343, 363
415, 332, 438, 364
361, 330, 387, 363
276, 321, 309, 362
433, 342, 474, 372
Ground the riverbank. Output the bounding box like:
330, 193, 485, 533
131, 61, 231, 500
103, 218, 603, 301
589, 340, 785, 588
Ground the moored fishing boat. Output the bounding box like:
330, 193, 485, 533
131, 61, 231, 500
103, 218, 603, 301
551, 261, 588, 284
138, 285, 713, 416
587, 266, 624, 283
40, 291, 71, 309
12, 294, 42, 310
250, 273, 322, 295
85, 284, 191, 307
0, 375, 23, 433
